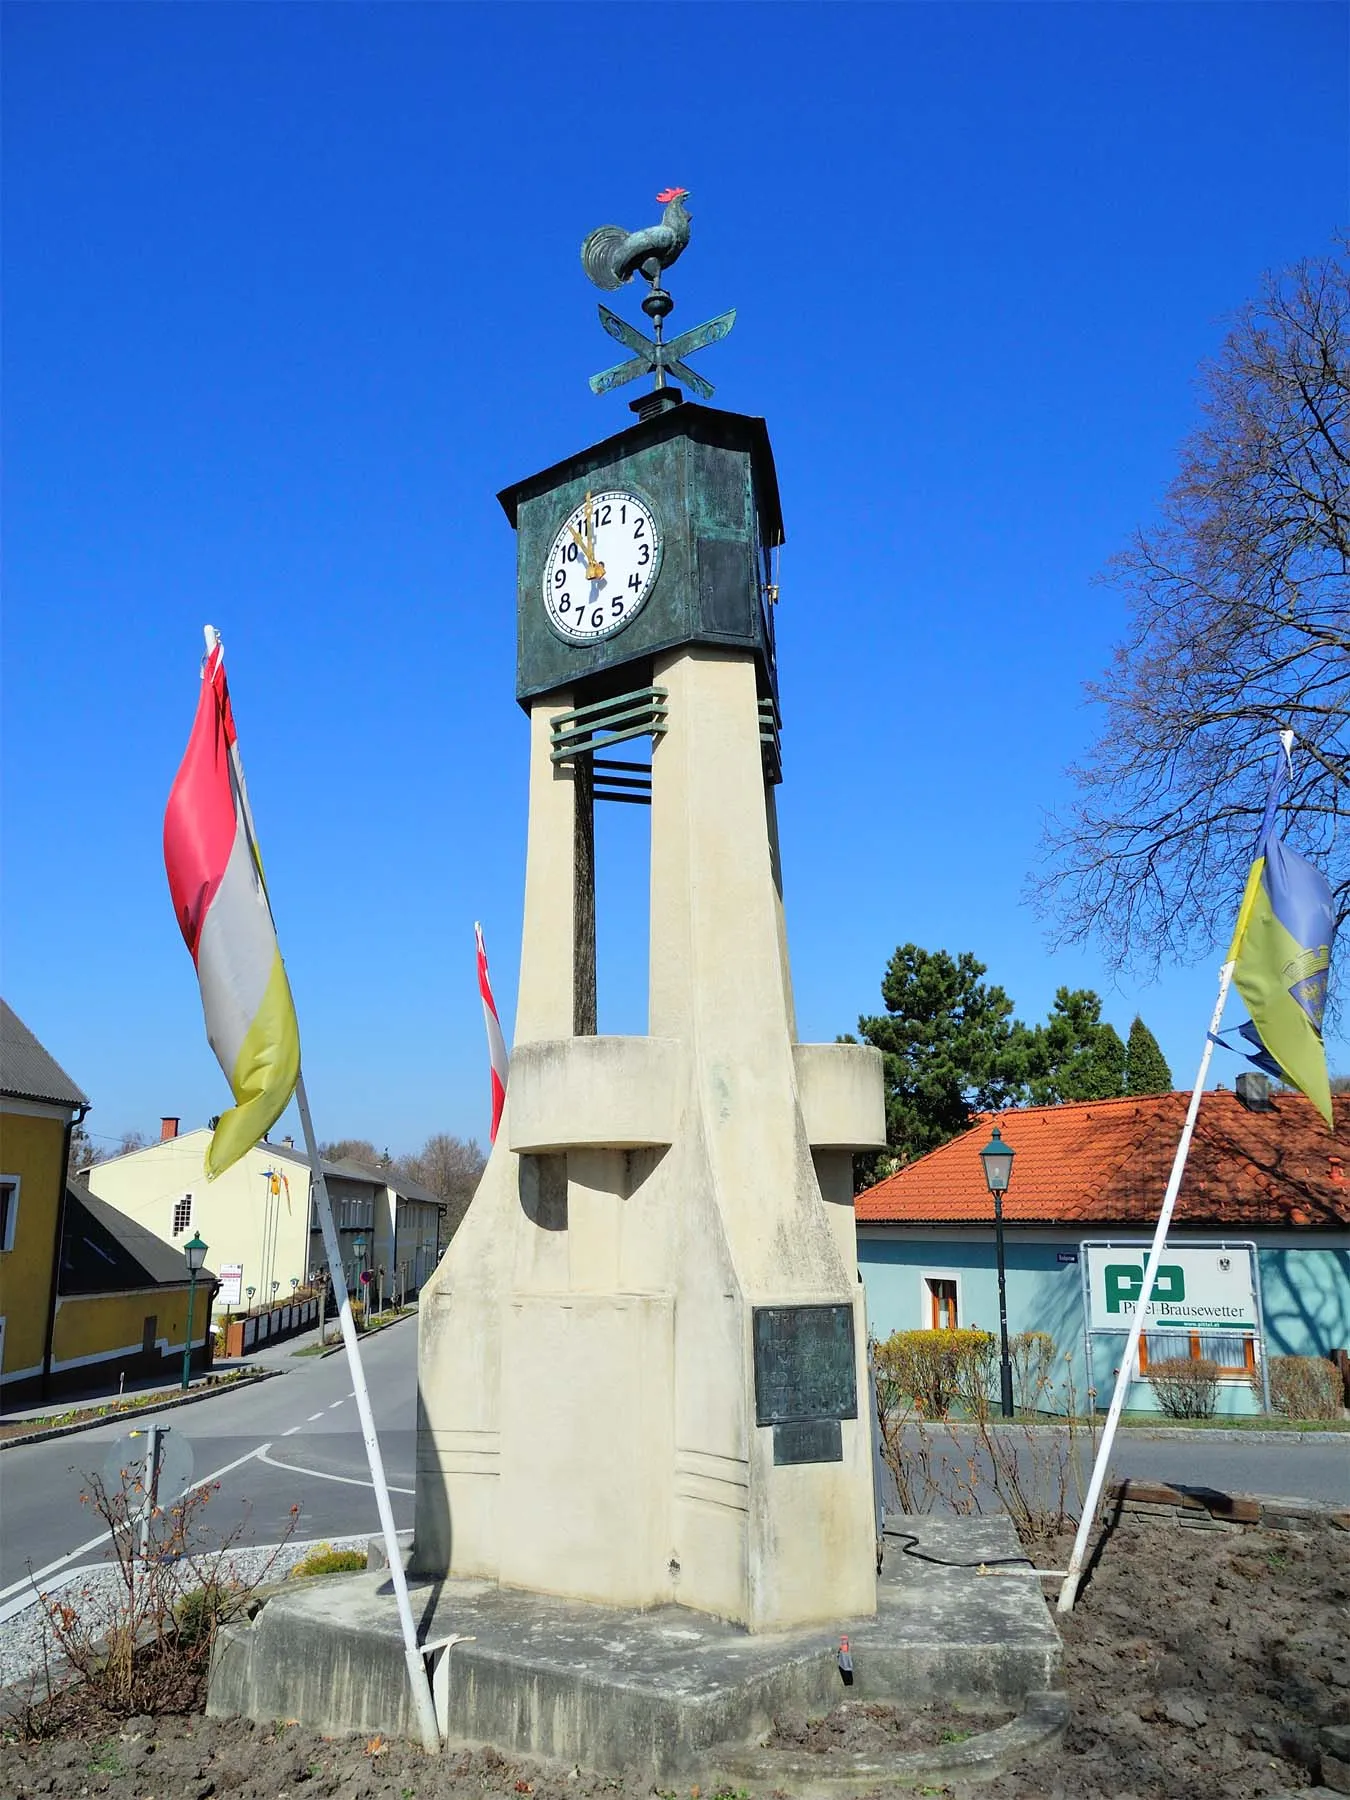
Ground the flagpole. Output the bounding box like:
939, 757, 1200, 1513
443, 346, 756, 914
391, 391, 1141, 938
1055, 960, 1235, 1613
294, 1070, 441, 1751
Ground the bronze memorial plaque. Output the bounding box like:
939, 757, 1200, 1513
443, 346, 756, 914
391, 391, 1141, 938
752, 1303, 857, 1426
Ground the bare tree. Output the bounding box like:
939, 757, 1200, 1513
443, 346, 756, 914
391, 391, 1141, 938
319, 1138, 385, 1168
1038, 241, 1349, 983
402, 1133, 485, 1239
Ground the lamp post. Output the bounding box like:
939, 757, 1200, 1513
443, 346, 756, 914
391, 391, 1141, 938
978, 1126, 1016, 1419
353, 1234, 367, 1294
181, 1232, 208, 1392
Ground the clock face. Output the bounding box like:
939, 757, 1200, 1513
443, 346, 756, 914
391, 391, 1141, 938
542, 489, 661, 643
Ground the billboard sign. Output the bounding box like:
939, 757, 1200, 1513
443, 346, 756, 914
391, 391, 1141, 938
217, 1263, 244, 1307
1083, 1242, 1258, 1334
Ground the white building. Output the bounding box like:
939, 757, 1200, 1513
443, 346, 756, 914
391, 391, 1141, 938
85, 1121, 444, 1315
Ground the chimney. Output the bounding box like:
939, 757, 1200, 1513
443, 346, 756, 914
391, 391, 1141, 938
282, 1136, 294, 1148
160, 1116, 180, 1141
1235, 1073, 1274, 1112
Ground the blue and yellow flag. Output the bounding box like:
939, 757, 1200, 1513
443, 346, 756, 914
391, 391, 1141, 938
1227, 748, 1335, 1127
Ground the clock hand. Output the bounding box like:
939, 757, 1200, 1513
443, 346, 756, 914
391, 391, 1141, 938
576, 493, 605, 581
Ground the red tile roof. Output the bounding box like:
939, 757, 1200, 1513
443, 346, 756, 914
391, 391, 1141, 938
854, 1091, 1350, 1229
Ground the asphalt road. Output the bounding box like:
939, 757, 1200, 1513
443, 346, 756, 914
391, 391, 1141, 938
0, 1320, 416, 1601
2, 1322, 1345, 1609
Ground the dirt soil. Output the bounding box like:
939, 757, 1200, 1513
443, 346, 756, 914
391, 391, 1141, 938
2, 1516, 1347, 1800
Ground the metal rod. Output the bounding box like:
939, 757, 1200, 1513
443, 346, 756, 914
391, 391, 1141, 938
993, 1191, 1014, 1418
181, 1268, 198, 1392
295, 1069, 441, 1751
1056, 957, 1236, 1614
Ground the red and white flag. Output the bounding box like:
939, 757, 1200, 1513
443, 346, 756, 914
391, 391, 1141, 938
164, 627, 301, 1178
475, 922, 509, 1143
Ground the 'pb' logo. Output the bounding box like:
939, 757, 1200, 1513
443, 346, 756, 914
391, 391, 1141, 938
1104, 1263, 1185, 1313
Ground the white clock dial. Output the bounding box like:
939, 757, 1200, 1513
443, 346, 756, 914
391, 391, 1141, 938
542, 489, 661, 643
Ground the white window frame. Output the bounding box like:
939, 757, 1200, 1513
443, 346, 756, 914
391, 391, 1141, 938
0, 1175, 19, 1253
171, 1193, 193, 1237
918, 1269, 964, 1331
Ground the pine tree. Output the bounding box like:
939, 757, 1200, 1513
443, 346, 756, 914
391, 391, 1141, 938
1124, 1016, 1173, 1094
1026, 989, 1128, 1103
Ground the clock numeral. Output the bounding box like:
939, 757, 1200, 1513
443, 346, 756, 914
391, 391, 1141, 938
633, 519, 645, 539
597, 503, 612, 527
619, 503, 627, 523
557, 595, 572, 614
564, 542, 580, 563
553, 569, 566, 588
628, 573, 641, 593
611, 596, 623, 617
590, 606, 605, 628
637, 543, 650, 566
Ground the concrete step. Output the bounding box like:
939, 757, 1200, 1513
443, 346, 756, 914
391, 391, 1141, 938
207, 1514, 1060, 1778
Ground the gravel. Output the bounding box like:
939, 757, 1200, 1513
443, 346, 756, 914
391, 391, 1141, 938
0, 1534, 369, 1693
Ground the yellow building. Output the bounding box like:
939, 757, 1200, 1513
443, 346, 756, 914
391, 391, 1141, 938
1, 1002, 209, 1402
88, 1127, 445, 1315
1, 999, 91, 1396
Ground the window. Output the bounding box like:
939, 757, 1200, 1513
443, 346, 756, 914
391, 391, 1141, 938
924, 1275, 960, 1331
0, 1177, 17, 1251
171, 1193, 192, 1236
1138, 1332, 1256, 1377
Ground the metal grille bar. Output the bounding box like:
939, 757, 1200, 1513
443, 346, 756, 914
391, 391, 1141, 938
760, 696, 783, 785
550, 686, 669, 765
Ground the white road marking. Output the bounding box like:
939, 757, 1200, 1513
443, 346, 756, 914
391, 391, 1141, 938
308, 1412, 324, 1421
257, 1445, 414, 1496
0, 1440, 273, 1608
328, 1400, 344, 1410
282, 1425, 302, 1436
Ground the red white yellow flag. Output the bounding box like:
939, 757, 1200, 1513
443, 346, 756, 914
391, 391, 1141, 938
475, 922, 509, 1143
164, 628, 300, 1178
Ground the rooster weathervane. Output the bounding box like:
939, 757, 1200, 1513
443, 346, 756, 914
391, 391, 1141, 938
581, 188, 734, 402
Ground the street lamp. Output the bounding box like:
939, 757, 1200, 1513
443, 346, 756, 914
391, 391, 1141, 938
181, 1232, 208, 1392
978, 1126, 1016, 1419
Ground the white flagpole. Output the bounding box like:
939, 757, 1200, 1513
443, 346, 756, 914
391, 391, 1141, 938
294, 1072, 440, 1749
1058, 729, 1295, 1613
1056, 962, 1235, 1612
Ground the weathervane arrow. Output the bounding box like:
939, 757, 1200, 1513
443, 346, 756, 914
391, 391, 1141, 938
590, 305, 736, 401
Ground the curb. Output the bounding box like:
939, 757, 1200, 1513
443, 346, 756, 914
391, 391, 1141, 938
976, 1420, 1348, 1446
313, 1310, 417, 1357
0, 1369, 279, 1454
711, 1688, 1069, 1795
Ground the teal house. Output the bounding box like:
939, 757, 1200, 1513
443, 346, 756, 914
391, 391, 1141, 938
855, 1078, 1349, 1417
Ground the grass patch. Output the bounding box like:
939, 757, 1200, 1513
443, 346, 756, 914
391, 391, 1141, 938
291, 1544, 367, 1578
1117, 1412, 1349, 1432
0, 1373, 254, 1440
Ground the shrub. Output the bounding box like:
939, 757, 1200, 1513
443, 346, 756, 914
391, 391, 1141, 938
874, 1329, 995, 1418
1263, 1354, 1343, 1421
174, 1580, 240, 1646
291, 1544, 367, 1578
1146, 1356, 1220, 1419
1010, 1331, 1057, 1413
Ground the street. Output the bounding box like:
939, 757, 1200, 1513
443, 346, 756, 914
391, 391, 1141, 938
0, 1321, 416, 1603
2, 1320, 1345, 1614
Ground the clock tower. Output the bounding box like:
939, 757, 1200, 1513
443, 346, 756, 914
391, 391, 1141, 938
414, 211, 886, 1632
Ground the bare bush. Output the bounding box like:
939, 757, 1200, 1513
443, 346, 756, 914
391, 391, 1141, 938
1263, 1354, 1343, 1420
873, 1344, 1101, 1546
1145, 1356, 1221, 1419
1010, 1330, 1057, 1413
38, 1463, 297, 1717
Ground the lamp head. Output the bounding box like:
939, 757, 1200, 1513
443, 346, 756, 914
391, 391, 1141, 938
183, 1231, 208, 1274
978, 1125, 1015, 1195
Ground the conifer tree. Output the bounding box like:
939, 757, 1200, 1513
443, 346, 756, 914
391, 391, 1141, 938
1124, 1016, 1173, 1094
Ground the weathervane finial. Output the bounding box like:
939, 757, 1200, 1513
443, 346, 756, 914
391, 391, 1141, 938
579, 189, 734, 405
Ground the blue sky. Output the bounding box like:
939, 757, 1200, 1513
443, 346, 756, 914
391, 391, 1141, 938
5, 2, 1346, 1156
